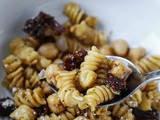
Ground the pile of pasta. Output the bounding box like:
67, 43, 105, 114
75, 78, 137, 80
2, 2, 160, 120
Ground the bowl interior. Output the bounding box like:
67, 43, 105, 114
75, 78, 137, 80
0, 0, 160, 97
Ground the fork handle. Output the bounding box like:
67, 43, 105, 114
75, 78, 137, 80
145, 70, 160, 80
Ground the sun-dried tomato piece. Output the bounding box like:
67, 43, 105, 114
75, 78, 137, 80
23, 12, 65, 40
132, 108, 158, 120
63, 50, 87, 71
34, 105, 50, 117
106, 73, 127, 92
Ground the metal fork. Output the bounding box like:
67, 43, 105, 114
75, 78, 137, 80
49, 56, 160, 107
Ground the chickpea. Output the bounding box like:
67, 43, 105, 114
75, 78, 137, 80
38, 42, 58, 59
110, 60, 132, 80
100, 45, 114, 55
45, 63, 63, 80
128, 47, 146, 62
111, 39, 128, 57
47, 93, 65, 114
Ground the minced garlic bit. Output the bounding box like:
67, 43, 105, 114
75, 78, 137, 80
2, 99, 14, 107
38, 69, 46, 79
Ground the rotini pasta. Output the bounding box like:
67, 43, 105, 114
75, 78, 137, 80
10, 105, 37, 120
96, 107, 112, 120
96, 58, 110, 85
70, 22, 106, 46
37, 113, 59, 120
3, 55, 24, 89
79, 46, 105, 89
125, 89, 142, 107
64, 2, 98, 28
74, 116, 89, 120
24, 66, 39, 89
1, 2, 160, 120
9, 38, 39, 65
56, 70, 84, 107
14, 87, 46, 107
127, 47, 146, 63
111, 103, 135, 120
135, 55, 160, 74
79, 85, 115, 111
138, 92, 152, 110
37, 106, 83, 120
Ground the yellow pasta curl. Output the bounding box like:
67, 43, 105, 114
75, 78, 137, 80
56, 70, 84, 107
14, 87, 46, 107
9, 38, 39, 65
125, 89, 142, 107
10, 105, 37, 120
74, 116, 89, 120
96, 58, 110, 85
70, 22, 106, 46
37, 113, 59, 120
135, 55, 160, 74
79, 85, 115, 111
138, 92, 152, 110
111, 103, 135, 120
3, 55, 24, 89
24, 66, 39, 89
64, 2, 98, 28
38, 106, 83, 120
79, 46, 105, 89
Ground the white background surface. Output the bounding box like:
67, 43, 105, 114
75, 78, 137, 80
0, 0, 160, 119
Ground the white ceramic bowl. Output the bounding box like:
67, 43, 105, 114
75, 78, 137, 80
0, 0, 160, 119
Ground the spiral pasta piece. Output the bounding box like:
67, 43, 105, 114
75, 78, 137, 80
38, 106, 83, 120
14, 87, 46, 107
24, 66, 39, 89
59, 106, 83, 120
3, 55, 24, 89
138, 92, 152, 110
70, 22, 106, 46
74, 116, 89, 120
135, 55, 160, 74
95, 107, 112, 120
96, 58, 110, 85
56, 70, 84, 107
125, 89, 142, 107
79, 85, 115, 111
37, 113, 59, 120
152, 91, 160, 111
79, 46, 105, 89
9, 37, 39, 65
143, 81, 158, 92
111, 103, 135, 120
64, 2, 98, 28
10, 105, 37, 120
